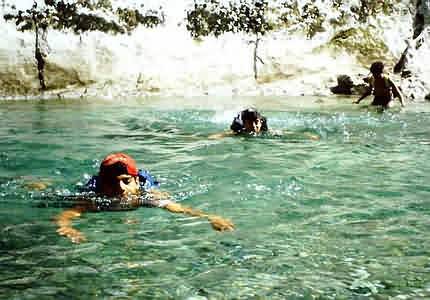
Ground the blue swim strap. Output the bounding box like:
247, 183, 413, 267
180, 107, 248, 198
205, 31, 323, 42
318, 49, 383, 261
138, 169, 159, 190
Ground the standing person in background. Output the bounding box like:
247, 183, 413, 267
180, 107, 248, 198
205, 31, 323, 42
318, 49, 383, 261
55, 153, 234, 243
354, 61, 405, 109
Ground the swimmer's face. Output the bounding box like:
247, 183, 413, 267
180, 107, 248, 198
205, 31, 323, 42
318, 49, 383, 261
101, 174, 140, 197
243, 118, 263, 134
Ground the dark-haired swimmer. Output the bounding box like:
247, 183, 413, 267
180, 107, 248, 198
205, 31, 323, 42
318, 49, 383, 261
209, 108, 319, 140
230, 108, 268, 135
55, 153, 234, 243
354, 61, 405, 109
209, 108, 267, 139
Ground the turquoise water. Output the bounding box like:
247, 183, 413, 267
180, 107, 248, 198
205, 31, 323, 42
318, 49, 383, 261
1, 97, 430, 299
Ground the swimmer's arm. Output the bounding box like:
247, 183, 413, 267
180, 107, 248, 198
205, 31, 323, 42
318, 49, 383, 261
303, 132, 320, 140
208, 131, 235, 140
354, 87, 371, 104
277, 129, 320, 141
144, 189, 235, 232
55, 205, 88, 243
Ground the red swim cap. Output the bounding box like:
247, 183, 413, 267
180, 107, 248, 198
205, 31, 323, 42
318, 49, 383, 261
100, 153, 138, 176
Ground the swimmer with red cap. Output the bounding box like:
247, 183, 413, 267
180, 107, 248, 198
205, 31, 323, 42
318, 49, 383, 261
97, 153, 141, 197
55, 153, 235, 243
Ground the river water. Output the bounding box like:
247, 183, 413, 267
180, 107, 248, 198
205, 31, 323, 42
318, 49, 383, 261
0, 97, 429, 299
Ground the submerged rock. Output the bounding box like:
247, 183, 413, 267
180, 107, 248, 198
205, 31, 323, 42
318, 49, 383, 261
330, 74, 354, 95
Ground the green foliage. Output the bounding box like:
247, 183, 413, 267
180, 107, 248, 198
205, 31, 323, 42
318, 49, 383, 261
277, 0, 299, 28
186, 0, 275, 39
278, 0, 326, 38
117, 7, 165, 32
301, 2, 325, 37
48, 1, 124, 34
328, 27, 392, 64
350, 0, 396, 23
278, 0, 399, 37
4, 2, 48, 32
331, 0, 343, 9
3, 0, 165, 35
67, 0, 113, 11
328, 0, 398, 27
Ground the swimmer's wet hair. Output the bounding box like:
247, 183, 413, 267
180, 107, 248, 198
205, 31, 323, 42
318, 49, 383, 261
230, 108, 268, 133
99, 153, 138, 178
99, 162, 129, 181
96, 162, 130, 194
370, 61, 384, 74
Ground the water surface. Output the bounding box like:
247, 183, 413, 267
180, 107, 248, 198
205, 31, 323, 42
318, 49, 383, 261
1, 97, 429, 299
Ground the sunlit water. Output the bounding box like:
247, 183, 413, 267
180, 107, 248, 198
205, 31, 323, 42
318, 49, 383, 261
1, 97, 430, 299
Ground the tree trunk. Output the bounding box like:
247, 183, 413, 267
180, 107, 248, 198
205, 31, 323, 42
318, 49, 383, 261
413, 0, 425, 39
393, 43, 409, 74
34, 25, 47, 91
413, 0, 430, 48
394, 0, 429, 74
253, 34, 260, 80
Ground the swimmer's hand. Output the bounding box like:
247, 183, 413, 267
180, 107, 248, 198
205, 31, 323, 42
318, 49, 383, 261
303, 132, 320, 140
281, 130, 320, 141
208, 215, 235, 231
57, 226, 86, 243
164, 201, 187, 213
164, 202, 206, 216
208, 131, 234, 140
24, 180, 51, 191
55, 208, 86, 243
164, 202, 234, 231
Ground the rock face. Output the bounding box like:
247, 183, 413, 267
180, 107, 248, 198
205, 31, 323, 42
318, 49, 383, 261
0, 0, 429, 100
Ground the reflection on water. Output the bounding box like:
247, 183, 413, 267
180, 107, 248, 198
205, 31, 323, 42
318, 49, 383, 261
0, 97, 429, 299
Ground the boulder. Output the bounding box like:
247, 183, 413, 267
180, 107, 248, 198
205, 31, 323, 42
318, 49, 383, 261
330, 74, 354, 95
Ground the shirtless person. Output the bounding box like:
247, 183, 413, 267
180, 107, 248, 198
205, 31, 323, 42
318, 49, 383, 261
354, 61, 405, 109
